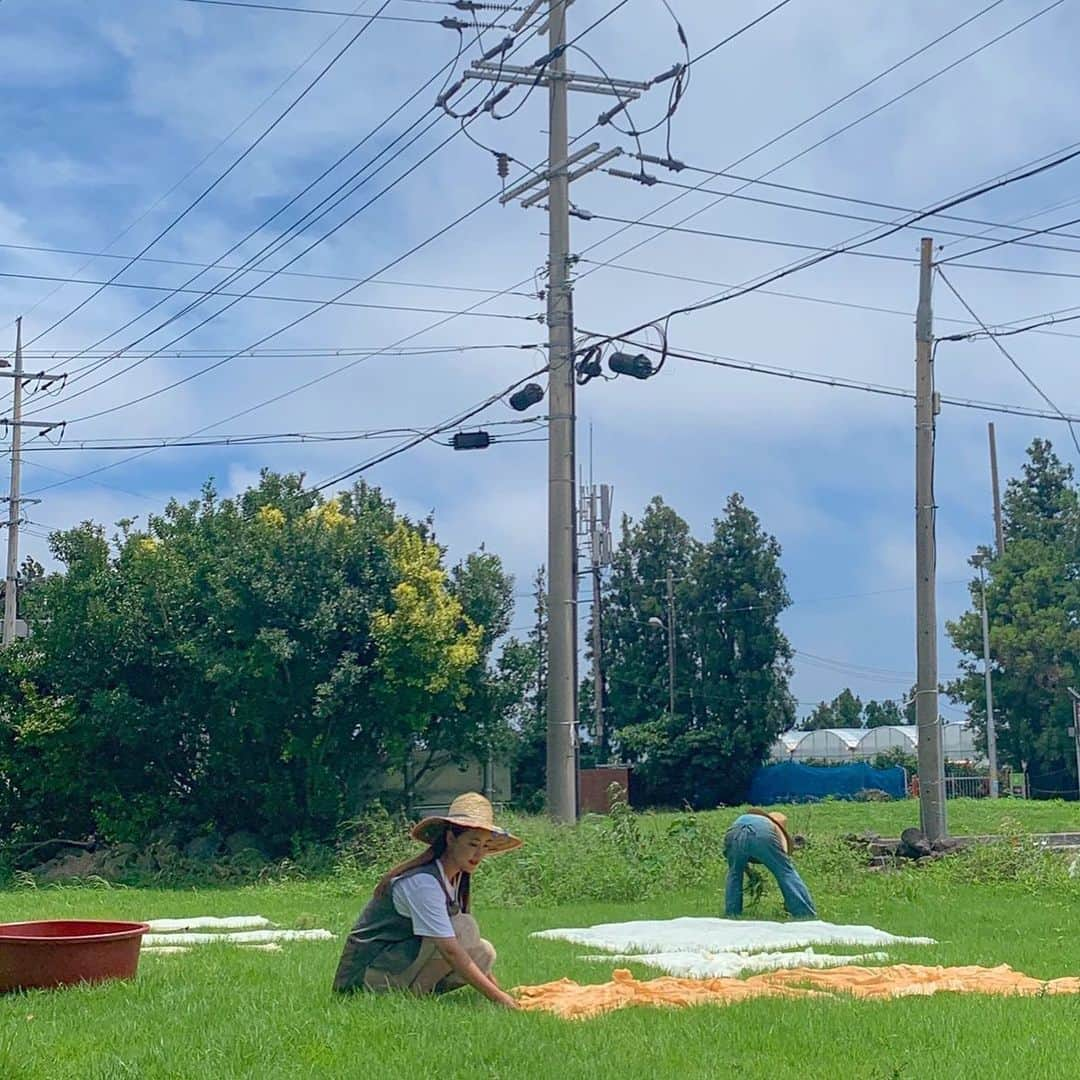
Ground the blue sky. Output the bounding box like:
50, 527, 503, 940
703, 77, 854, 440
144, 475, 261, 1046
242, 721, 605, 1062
2, 0, 1079, 722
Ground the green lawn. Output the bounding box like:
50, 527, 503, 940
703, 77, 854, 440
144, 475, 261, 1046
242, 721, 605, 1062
3, 799, 1080, 1079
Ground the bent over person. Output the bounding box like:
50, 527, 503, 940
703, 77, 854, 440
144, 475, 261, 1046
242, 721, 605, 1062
723, 809, 817, 919
332, 793, 520, 1008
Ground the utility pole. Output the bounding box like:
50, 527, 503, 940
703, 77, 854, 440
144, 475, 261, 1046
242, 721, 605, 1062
467, 1, 649, 821
543, 0, 578, 824
665, 568, 676, 720
975, 555, 999, 798
914, 237, 947, 840
1068, 689, 1080, 801
2, 319, 63, 646
580, 480, 612, 761
988, 422, 1005, 556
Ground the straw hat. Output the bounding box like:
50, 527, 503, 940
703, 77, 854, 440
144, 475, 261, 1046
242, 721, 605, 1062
746, 808, 794, 855
411, 793, 522, 854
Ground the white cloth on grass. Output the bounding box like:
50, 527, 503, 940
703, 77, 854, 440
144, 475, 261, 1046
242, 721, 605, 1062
391, 860, 459, 939
142, 929, 333, 946
580, 948, 891, 979
146, 916, 272, 932
533, 918, 934, 979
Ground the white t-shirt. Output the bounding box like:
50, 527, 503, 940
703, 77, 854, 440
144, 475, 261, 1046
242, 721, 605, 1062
391, 860, 459, 939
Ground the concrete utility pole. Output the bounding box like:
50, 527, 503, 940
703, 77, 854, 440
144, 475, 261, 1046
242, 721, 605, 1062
975, 555, 999, 798
664, 569, 676, 720
914, 237, 947, 840
580, 480, 612, 760
544, 0, 578, 824
2, 318, 63, 646
988, 422, 1005, 557
1068, 689, 1080, 801
2, 319, 24, 647
470, 0, 646, 821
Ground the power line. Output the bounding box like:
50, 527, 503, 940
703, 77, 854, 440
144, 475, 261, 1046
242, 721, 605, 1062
936, 211, 1080, 265
608, 338, 1080, 425
34, 6, 550, 414
28, 0, 397, 349
13, 416, 546, 452
0, 241, 537, 300
0, 269, 538, 323
311, 363, 548, 490
29, 34, 474, 404
615, 165, 1080, 256
174, 0, 509, 24
936, 271, 1080, 457
573, 0, 1055, 288
579, 259, 1080, 343
687, 0, 796, 67
15, 0, 379, 327
585, 142, 1080, 349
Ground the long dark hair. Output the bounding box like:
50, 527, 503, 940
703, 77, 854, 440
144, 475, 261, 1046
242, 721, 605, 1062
373, 824, 472, 912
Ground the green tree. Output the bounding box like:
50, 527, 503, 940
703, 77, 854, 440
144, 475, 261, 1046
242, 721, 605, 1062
510, 567, 547, 810
0, 474, 496, 847
946, 440, 1080, 794
607, 494, 794, 807
600, 497, 698, 755
863, 697, 905, 728
801, 688, 865, 730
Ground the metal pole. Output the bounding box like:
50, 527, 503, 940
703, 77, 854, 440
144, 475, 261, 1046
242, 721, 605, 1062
1069, 690, 1080, 801
978, 560, 999, 797
591, 561, 605, 759
665, 568, 676, 719
988, 422, 1005, 556
545, 0, 577, 823
915, 237, 947, 840
3, 318, 23, 648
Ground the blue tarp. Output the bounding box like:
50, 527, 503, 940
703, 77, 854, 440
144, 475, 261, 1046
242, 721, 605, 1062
748, 761, 907, 804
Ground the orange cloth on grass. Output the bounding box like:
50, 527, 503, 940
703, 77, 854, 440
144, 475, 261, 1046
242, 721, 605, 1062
515, 964, 1080, 1020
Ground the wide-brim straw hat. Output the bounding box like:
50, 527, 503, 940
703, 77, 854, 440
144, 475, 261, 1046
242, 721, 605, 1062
411, 792, 522, 854
746, 808, 794, 855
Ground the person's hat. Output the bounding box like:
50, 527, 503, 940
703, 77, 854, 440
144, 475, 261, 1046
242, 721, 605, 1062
411, 793, 522, 854
747, 808, 794, 854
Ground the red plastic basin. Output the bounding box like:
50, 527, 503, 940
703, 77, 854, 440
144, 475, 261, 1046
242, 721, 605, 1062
0, 920, 149, 993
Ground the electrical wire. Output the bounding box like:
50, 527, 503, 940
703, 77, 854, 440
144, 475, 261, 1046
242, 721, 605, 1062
0, 270, 537, 322
34, 4, 552, 413
16, 0, 380, 327
27, 0, 397, 349
29, 34, 474, 404
936, 271, 1080, 457
14, 417, 546, 452
583, 143, 1080, 350
311, 362, 549, 489
572, 0, 1047, 288
175, 0, 510, 24
614, 166, 1080, 256
936, 211, 1080, 266
0, 242, 537, 300
599, 337, 1080, 425
578, 259, 1080, 343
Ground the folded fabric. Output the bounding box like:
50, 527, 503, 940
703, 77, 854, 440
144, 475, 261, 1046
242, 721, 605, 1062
516, 965, 1080, 1020
146, 916, 273, 932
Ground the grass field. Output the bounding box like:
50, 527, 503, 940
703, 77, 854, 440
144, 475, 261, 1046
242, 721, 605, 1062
2, 799, 1079, 1079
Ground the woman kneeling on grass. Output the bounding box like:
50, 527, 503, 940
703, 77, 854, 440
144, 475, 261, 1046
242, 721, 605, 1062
332, 793, 520, 1009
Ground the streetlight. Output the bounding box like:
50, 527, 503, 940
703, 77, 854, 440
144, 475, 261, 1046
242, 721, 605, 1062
648, 615, 675, 720
972, 551, 999, 798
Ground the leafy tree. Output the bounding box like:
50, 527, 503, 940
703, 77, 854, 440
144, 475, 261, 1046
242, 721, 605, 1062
863, 697, 906, 728
0, 474, 500, 847
510, 568, 547, 810
801, 688, 865, 730
606, 494, 795, 807
946, 440, 1080, 795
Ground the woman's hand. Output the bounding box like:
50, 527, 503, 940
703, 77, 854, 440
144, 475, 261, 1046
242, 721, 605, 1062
494, 989, 519, 1010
